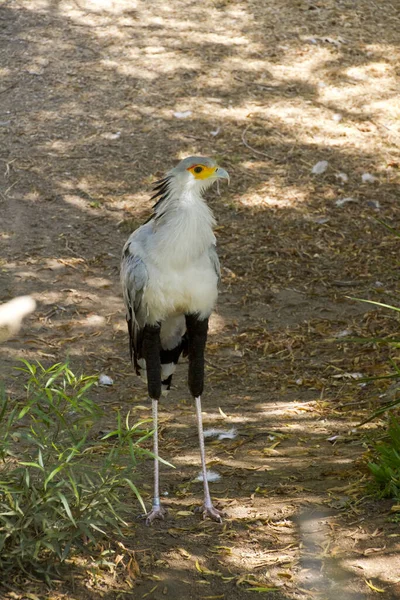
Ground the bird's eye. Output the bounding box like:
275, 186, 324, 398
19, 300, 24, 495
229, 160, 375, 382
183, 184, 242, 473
194, 166, 203, 174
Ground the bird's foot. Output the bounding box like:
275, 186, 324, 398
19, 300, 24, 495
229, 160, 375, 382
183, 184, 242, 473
195, 502, 224, 523
144, 504, 167, 526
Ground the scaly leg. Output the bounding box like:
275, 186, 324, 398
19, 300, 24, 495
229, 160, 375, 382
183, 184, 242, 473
142, 324, 166, 525
195, 395, 224, 522
186, 314, 224, 522
145, 399, 167, 525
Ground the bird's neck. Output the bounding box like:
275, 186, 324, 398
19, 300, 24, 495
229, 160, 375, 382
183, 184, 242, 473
151, 188, 216, 265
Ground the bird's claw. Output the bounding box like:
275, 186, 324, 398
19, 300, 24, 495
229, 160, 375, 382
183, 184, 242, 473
144, 505, 167, 526
195, 503, 225, 523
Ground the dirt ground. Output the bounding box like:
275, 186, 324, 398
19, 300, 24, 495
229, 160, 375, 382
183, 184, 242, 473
1, 0, 400, 598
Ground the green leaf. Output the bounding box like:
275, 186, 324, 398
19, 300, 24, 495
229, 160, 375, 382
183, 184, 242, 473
358, 398, 400, 426
57, 493, 77, 526
124, 478, 146, 513
45, 363, 67, 388
356, 373, 400, 383
19, 461, 45, 471
44, 465, 66, 490
89, 523, 107, 535
341, 336, 400, 345
135, 430, 154, 444
125, 409, 131, 431
375, 218, 400, 239
129, 418, 152, 432
101, 429, 121, 440
0, 396, 9, 421
141, 449, 175, 469
17, 359, 37, 375
76, 380, 96, 398
347, 297, 400, 313
17, 404, 32, 419
61, 541, 72, 562
128, 438, 137, 465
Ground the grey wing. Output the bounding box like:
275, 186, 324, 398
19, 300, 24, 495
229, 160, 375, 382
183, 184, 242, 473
209, 244, 221, 283
120, 242, 148, 367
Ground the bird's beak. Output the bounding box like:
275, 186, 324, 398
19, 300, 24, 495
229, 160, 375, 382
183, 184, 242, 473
215, 167, 230, 183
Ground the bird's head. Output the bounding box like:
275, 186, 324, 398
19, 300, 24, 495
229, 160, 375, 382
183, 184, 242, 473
151, 156, 229, 210
168, 156, 230, 193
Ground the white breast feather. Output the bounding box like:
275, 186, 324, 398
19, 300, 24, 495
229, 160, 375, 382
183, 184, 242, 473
127, 185, 219, 325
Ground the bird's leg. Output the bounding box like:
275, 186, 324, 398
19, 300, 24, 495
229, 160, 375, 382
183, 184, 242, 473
186, 314, 224, 523
195, 395, 224, 522
142, 324, 166, 525
146, 397, 167, 524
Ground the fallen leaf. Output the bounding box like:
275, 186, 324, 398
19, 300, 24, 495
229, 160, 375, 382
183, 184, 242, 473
142, 585, 158, 598
195, 560, 221, 576
211, 545, 233, 555
365, 580, 385, 593
195, 559, 203, 573
277, 572, 292, 579
177, 547, 191, 559
247, 587, 280, 592
363, 547, 386, 555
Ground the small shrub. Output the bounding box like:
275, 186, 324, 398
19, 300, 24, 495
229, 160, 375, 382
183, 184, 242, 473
368, 417, 400, 500
0, 360, 152, 580
346, 297, 400, 425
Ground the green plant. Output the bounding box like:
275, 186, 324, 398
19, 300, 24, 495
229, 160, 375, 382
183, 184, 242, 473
347, 219, 400, 426
345, 219, 400, 424
345, 298, 400, 425
0, 360, 157, 581
368, 417, 400, 500
374, 218, 400, 240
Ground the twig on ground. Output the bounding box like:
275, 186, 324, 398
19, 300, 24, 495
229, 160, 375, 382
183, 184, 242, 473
0, 82, 18, 95
233, 75, 276, 91
241, 124, 277, 161
205, 358, 230, 373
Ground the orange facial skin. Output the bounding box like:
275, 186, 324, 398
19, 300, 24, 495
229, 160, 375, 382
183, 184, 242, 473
186, 164, 218, 180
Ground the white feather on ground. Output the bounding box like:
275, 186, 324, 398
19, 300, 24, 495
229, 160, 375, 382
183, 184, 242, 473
361, 172, 376, 183
0, 296, 36, 342
203, 427, 237, 440
311, 160, 328, 174
195, 470, 221, 483
99, 374, 114, 386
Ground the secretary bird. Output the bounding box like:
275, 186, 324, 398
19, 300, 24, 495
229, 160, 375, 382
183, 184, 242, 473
120, 156, 229, 524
